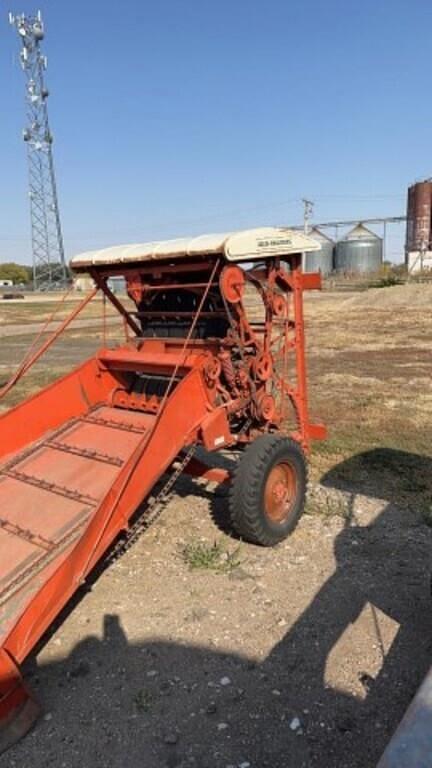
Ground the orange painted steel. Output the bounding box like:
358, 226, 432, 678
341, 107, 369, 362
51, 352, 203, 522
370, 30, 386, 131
0, 249, 325, 751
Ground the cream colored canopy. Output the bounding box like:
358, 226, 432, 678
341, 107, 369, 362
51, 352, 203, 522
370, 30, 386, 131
70, 227, 320, 271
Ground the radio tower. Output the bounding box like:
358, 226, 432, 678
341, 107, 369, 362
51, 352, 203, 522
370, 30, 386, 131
9, 10, 67, 289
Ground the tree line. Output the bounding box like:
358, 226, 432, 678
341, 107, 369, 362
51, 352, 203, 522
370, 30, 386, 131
0, 262, 71, 284
0, 263, 32, 284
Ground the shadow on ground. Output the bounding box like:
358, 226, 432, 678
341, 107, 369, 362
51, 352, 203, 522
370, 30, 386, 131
2, 449, 432, 768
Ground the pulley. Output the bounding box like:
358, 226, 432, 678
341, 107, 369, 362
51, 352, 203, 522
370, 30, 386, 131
219, 265, 245, 304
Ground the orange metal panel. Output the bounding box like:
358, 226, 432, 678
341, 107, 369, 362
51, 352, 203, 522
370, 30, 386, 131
200, 408, 233, 452
97, 347, 206, 373
301, 271, 322, 290
308, 423, 327, 441
184, 458, 230, 486
0, 478, 90, 544
58, 420, 142, 459
17, 448, 119, 503
0, 358, 117, 463
0, 529, 38, 593
85, 405, 155, 431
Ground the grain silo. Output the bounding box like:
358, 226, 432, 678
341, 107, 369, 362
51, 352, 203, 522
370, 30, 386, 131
335, 224, 382, 274
304, 227, 334, 275
405, 180, 432, 252
405, 179, 432, 271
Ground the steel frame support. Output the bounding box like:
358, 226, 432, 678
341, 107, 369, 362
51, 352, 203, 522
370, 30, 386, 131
10, 11, 67, 289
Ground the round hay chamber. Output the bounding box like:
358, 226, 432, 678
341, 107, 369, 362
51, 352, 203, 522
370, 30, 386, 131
335, 224, 382, 274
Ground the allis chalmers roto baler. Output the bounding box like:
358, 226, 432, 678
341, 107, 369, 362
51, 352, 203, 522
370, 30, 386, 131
0, 226, 325, 750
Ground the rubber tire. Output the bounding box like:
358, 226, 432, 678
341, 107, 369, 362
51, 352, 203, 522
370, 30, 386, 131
229, 434, 307, 547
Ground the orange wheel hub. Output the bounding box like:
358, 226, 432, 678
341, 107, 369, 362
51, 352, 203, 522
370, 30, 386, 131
264, 462, 297, 523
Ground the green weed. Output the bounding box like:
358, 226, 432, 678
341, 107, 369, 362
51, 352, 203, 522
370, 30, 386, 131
180, 539, 242, 573
134, 689, 153, 713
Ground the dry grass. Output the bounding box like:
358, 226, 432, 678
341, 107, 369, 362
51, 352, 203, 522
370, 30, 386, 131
0, 296, 129, 410
304, 290, 432, 508
0, 293, 132, 325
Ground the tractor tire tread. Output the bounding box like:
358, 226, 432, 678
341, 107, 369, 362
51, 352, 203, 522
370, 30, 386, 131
229, 434, 307, 547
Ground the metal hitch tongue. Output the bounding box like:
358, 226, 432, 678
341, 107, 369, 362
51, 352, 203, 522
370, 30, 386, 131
0, 650, 40, 754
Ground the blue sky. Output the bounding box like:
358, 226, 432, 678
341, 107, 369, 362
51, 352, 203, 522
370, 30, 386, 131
1, 0, 430, 265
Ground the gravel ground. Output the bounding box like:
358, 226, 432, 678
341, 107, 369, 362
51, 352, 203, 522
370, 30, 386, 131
2, 467, 432, 768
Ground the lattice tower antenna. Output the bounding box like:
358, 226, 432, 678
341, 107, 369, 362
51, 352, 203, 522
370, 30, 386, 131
9, 10, 67, 288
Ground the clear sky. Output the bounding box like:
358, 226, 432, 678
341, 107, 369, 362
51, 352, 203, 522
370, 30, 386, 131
1, 0, 430, 265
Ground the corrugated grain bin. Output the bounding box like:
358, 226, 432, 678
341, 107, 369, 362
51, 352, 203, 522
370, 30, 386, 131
335, 224, 382, 274
304, 227, 334, 275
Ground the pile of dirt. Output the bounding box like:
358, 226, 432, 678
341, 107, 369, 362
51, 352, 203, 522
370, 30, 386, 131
341, 282, 432, 309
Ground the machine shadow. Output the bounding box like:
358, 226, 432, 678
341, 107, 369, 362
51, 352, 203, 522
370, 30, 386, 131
3, 449, 432, 768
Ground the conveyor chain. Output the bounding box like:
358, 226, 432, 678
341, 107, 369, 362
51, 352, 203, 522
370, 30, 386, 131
0, 518, 55, 551
46, 440, 124, 467
2, 469, 98, 507
81, 414, 146, 434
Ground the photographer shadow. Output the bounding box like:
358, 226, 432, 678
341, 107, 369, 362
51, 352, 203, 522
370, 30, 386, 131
265, 448, 432, 764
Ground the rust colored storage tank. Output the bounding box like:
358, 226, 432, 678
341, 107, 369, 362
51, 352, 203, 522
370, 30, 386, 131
413, 181, 431, 249
406, 180, 432, 252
